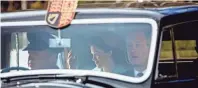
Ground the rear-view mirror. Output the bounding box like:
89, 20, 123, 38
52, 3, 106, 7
49, 38, 71, 48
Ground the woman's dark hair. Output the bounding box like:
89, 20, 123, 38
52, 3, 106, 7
88, 36, 112, 53
89, 36, 129, 66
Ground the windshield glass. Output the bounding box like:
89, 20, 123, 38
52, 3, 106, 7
1, 19, 156, 81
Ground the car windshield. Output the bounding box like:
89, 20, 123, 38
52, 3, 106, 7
1, 18, 156, 81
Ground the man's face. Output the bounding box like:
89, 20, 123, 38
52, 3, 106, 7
28, 50, 56, 70
126, 32, 150, 67
90, 45, 111, 68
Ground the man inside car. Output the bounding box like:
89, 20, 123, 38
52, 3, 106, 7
125, 32, 151, 77
24, 32, 64, 70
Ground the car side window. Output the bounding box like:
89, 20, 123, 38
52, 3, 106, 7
157, 30, 176, 80
154, 21, 198, 84
173, 22, 198, 78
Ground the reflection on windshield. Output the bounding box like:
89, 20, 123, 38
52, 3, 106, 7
4, 23, 152, 78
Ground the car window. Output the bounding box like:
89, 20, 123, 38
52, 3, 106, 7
1, 18, 158, 83
157, 30, 176, 80
155, 21, 198, 83
173, 22, 198, 78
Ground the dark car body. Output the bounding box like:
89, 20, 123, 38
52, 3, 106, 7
1, 5, 198, 88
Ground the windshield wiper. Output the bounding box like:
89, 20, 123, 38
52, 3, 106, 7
1, 74, 115, 88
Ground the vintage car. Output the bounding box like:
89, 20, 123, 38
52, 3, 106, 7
1, 4, 198, 88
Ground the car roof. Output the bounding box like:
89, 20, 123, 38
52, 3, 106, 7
1, 8, 163, 22
147, 5, 198, 15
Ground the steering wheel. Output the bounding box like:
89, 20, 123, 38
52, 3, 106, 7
1, 67, 30, 73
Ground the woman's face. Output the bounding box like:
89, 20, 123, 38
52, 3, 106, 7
90, 45, 111, 68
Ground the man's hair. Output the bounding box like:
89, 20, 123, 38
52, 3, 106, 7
24, 32, 64, 53
126, 31, 151, 46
